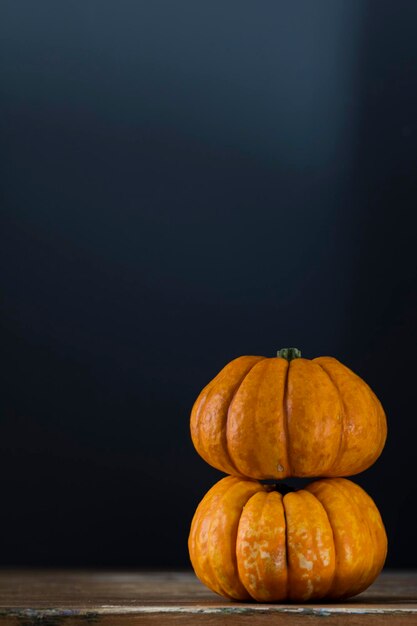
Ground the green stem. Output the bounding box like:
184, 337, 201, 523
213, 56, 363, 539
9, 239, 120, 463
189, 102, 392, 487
277, 347, 302, 361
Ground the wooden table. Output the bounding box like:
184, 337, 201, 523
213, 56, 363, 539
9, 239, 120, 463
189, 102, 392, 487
0, 570, 415, 624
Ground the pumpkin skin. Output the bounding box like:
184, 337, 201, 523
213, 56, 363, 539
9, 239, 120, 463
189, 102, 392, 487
189, 475, 387, 602
190, 350, 387, 479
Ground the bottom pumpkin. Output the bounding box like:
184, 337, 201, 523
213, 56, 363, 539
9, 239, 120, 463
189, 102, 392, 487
189, 476, 387, 602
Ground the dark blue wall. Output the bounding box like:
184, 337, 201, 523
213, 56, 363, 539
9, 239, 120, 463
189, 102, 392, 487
1, 1, 416, 566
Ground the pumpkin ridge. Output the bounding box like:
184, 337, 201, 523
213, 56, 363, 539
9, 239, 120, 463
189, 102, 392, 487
225, 359, 267, 476
190, 477, 236, 598
191, 368, 230, 467
314, 361, 346, 476
336, 478, 376, 569
247, 365, 266, 476
283, 490, 337, 600
357, 376, 387, 471
209, 477, 261, 600
282, 361, 292, 476
194, 357, 264, 475
263, 491, 288, 600
336, 479, 386, 582
235, 490, 268, 600
281, 492, 290, 599
206, 480, 246, 599
326, 479, 377, 597
191, 380, 218, 465
368, 388, 387, 466
243, 490, 289, 601
305, 481, 338, 596
315, 359, 387, 475
194, 367, 234, 471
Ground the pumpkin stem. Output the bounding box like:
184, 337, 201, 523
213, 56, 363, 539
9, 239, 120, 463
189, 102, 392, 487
277, 347, 301, 361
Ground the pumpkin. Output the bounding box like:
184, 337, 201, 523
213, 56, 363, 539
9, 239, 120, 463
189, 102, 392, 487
189, 475, 387, 602
190, 348, 387, 479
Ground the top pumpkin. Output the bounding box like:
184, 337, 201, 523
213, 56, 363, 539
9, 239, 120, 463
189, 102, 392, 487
191, 348, 387, 479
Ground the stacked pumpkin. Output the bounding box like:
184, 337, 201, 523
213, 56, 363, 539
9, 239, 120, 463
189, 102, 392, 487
188, 348, 387, 602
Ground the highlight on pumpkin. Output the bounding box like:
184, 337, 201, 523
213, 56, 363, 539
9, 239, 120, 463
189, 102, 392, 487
188, 476, 387, 602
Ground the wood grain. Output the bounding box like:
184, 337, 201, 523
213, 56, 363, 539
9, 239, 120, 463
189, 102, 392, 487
0, 570, 415, 624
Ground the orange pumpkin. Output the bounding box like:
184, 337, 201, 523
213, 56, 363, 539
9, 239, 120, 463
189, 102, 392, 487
189, 475, 387, 602
191, 348, 387, 479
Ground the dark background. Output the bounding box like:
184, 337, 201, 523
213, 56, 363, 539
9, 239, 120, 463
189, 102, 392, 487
1, 1, 417, 568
